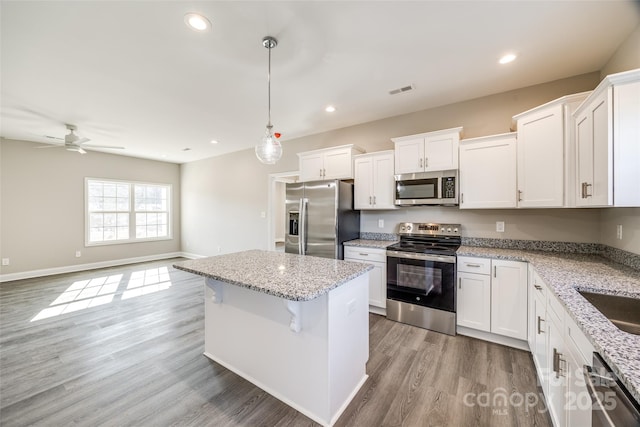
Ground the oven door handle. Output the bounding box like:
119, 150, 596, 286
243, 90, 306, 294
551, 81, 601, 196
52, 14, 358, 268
386, 250, 456, 264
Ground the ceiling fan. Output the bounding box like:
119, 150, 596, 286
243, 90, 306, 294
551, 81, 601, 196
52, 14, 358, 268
37, 124, 125, 154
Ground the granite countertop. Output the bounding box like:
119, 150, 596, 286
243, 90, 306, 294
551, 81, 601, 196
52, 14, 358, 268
344, 239, 398, 249
173, 249, 373, 302
458, 245, 640, 403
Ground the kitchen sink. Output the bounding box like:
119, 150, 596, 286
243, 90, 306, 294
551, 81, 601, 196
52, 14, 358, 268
578, 291, 640, 335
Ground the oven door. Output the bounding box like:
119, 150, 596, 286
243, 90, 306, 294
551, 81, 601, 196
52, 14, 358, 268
386, 250, 455, 312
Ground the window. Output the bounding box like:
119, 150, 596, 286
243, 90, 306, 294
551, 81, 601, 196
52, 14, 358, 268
86, 179, 171, 245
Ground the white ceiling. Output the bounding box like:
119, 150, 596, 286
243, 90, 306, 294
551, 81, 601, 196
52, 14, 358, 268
1, 1, 638, 164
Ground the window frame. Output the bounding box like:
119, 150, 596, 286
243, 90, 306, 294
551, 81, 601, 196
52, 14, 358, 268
85, 177, 172, 247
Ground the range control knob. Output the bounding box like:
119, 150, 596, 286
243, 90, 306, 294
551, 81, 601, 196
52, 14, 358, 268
447, 228, 452, 232
416, 296, 421, 301
454, 228, 459, 233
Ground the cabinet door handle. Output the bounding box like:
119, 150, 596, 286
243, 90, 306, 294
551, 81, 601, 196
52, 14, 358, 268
419, 158, 423, 169
581, 182, 586, 199
425, 157, 428, 168
458, 277, 462, 289
584, 183, 592, 198
320, 168, 323, 178
537, 316, 545, 334
553, 348, 566, 378
534, 284, 542, 291
465, 263, 481, 268
369, 196, 372, 205
518, 190, 523, 202
373, 195, 376, 205
493, 266, 497, 278
461, 193, 464, 204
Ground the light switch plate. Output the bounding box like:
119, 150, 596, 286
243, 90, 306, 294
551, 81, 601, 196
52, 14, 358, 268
616, 224, 623, 240
1, 258, 9, 266
378, 219, 384, 228
496, 221, 505, 233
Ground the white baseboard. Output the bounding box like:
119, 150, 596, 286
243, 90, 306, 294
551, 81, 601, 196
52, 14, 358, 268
456, 326, 529, 351
0, 252, 185, 283
180, 252, 208, 259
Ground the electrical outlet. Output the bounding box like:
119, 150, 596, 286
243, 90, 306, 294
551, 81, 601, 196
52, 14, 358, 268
75, 251, 82, 258
496, 221, 505, 233
217, 246, 221, 253
260, 211, 266, 218
1, 258, 9, 266
616, 224, 623, 240
378, 219, 384, 228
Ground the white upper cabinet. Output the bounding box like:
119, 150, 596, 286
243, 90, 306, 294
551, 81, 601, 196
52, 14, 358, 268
392, 127, 463, 174
574, 69, 640, 207
354, 151, 396, 210
298, 145, 364, 182
459, 133, 517, 209
512, 92, 590, 208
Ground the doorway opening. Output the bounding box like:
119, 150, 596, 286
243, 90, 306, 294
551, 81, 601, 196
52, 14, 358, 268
267, 172, 299, 251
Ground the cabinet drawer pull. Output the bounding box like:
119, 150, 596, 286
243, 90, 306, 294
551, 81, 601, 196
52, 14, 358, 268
359, 253, 369, 256
465, 263, 482, 268
534, 284, 542, 291
537, 316, 545, 334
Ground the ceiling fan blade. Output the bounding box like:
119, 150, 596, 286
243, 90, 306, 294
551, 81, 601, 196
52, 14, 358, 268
78, 147, 87, 154
44, 135, 64, 141
83, 144, 125, 150
75, 137, 91, 145
35, 144, 64, 149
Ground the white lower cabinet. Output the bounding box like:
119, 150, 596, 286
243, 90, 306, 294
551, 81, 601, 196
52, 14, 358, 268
344, 246, 386, 312
527, 268, 593, 427
456, 257, 527, 341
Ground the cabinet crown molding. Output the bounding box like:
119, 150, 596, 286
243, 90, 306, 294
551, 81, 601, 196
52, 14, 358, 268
573, 68, 640, 117
353, 149, 394, 159
460, 132, 516, 144
511, 91, 592, 126
390, 126, 463, 143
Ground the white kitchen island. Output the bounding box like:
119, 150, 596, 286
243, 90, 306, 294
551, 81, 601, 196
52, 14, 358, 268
174, 250, 372, 427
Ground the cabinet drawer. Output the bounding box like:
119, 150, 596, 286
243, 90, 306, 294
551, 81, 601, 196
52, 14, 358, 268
565, 313, 594, 366
457, 256, 491, 275
344, 246, 386, 263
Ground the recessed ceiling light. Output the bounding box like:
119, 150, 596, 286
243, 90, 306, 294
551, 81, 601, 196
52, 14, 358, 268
210, 139, 219, 144
325, 105, 336, 113
184, 13, 211, 32
499, 54, 517, 64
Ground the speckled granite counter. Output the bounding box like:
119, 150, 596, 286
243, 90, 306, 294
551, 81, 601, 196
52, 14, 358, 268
343, 239, 398, 249
458, 245, 640, 403
173, 249, 373, 302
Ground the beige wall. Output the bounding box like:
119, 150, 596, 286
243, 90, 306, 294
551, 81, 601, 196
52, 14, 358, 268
600, 208, 640, 255
601, 24, 640, 78
180, 72, 604, 258
0, 138, 181, 275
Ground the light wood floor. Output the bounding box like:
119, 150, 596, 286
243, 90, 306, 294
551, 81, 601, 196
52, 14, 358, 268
0, 258, 551, 426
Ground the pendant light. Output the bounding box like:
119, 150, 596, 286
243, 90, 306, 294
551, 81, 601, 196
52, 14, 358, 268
255, 36, 282, 164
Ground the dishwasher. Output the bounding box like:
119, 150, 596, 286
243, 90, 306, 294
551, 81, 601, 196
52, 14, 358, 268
584, 352, 640, 426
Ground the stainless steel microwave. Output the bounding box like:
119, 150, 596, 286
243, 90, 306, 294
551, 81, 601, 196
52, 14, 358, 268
394, 170, 458, 206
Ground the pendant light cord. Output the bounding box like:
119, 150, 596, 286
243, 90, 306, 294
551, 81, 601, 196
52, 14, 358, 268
267, 43, 272, 129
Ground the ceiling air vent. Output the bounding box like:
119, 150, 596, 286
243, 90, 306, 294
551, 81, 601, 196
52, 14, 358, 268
389, 84, 415, 95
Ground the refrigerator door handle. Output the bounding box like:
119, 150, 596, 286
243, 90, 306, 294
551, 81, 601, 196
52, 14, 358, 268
300, 198, 308, 255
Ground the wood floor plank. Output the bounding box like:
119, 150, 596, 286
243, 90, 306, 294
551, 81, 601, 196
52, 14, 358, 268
0, 258, 551, 427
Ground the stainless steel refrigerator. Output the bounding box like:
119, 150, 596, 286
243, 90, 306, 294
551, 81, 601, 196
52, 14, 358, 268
285, 180, 360, 260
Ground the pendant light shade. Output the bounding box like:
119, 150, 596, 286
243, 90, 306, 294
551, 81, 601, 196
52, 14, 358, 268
255, 36, 282, 165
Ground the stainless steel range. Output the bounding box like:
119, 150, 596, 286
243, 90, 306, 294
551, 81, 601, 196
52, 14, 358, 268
386, 222, 461, 335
